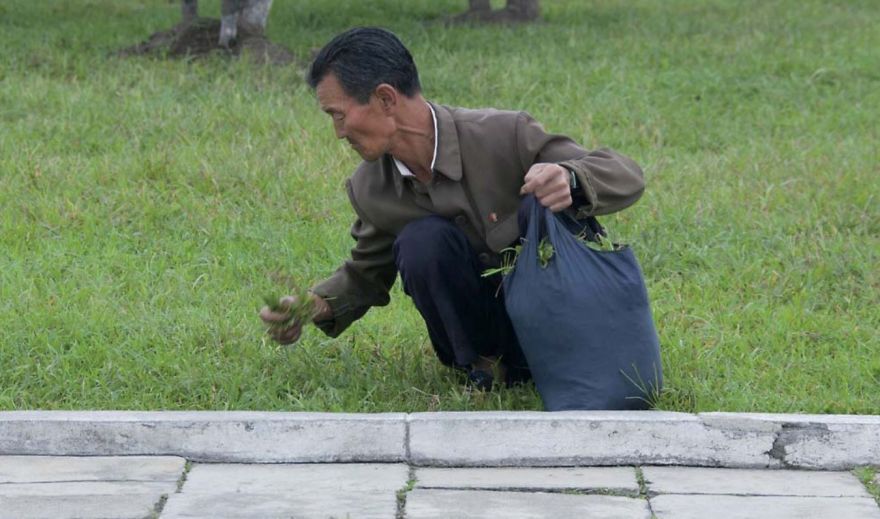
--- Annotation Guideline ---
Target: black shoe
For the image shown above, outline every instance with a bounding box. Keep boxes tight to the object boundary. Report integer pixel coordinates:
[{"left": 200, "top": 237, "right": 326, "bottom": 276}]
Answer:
[
  {"left": 467, "top": 369, "right": 494, "bottom": 392},
  {"left": 503, "top": 364, "right": 532, "bottom": 388}
]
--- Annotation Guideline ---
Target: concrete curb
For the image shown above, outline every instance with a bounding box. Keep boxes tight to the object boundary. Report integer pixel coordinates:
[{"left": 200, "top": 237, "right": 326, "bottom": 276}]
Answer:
[
  {"left": 0, "top": 411, "right": 407, "bottom": 463},
  {"left": 1, "top": 411, "right": 877, "bottom": 469}
]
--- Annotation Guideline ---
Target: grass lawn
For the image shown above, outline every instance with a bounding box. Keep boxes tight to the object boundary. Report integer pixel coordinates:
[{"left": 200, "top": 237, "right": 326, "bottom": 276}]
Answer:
[{"left": 1, "top": 0, "right": 877, "bottom": 413}]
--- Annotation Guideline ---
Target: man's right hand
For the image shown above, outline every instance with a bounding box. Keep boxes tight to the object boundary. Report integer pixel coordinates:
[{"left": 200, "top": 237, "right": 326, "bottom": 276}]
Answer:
[{"left": 260, "top": 295, "right": 304, "bottom": 345}]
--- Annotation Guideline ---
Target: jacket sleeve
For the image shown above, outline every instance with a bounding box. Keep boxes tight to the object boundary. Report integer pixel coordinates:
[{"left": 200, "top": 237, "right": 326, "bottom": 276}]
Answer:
[
  {"left": 515, "top": 111, "right": 645, "bottom": 217},
  {"left": 310, "top": 179, "right": 398, "bottom": 338}
]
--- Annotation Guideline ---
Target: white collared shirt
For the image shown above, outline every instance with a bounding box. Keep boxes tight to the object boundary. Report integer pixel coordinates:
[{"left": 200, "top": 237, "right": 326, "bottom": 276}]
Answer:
[{"left": 392, "top": 103, "right": 438, "bottom": 177}]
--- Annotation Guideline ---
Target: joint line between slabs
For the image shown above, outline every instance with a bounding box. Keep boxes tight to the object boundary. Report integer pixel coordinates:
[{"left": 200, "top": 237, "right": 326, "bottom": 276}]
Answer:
[{"left": 404, "top": 416, "right": 412, "bottom": 463}]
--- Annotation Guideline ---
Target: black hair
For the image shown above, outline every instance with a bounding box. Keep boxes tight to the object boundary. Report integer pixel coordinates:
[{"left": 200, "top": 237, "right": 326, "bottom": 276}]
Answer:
[{"left": 307, "top": 27, "right": 421, "bottom": 104}]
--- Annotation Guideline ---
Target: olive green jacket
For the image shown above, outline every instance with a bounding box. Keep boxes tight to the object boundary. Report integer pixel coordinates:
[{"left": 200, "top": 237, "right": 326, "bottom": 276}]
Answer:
[{"left": 311, "top": 103, "right": 645, "bottom": 337}]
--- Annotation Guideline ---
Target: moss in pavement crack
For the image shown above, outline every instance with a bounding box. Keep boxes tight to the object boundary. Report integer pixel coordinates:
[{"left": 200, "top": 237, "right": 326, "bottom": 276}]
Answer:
[
  {"left": 396, "top": 466, "right": 417, "bottom": 519},
  {"left": 853, "top": 466, "right": 880, "bottom": 506}
]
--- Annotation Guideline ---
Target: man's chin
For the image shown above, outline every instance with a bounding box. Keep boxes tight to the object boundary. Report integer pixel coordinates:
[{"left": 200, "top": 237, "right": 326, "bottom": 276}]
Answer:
[{"left": 357, "top": 150, "right": 382, "bottom": 162}]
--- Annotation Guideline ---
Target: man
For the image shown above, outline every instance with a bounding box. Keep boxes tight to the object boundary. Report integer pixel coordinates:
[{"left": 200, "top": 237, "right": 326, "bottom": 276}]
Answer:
[{"left": 260, "top": 27, "right": 644, "bottom": 390}]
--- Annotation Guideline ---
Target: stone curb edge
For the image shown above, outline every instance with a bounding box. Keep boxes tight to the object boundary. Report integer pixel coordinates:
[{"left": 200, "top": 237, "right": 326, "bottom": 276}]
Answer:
[{"left": 1, "top": 411, "right": 878, "bottom": 470}]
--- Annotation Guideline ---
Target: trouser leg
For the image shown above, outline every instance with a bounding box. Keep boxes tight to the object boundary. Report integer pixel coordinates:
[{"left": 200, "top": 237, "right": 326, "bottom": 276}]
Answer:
[{"left": 392, "top": 215, "right": 530, "bottom": 383}]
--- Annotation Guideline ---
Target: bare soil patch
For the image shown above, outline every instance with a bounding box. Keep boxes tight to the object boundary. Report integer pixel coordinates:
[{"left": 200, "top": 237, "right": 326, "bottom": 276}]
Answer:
[{"left": 118, "top": 18, "right": 294, "bottom": 65}]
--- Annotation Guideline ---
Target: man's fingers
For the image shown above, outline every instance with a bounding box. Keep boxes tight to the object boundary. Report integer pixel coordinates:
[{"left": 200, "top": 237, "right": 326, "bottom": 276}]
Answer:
[
  {"left": 520, "top": 177, "right": 538, "bottom": 195},
  {"left": 532, "top": 172, "right": 569, "bottom": 198},
  {"left": 520, "top": 167, "right": 551, "bottom": 194},
  {"left": 269, "top": 323, "right": 302, "bottom": 345},
  {"left": 532, "top": 178, "right": 565, "bottom": 198},
  {"left": 531, "top": 165, "right": 572, "bottom": 211},
  {"left": 259, "top": 294, "right": 301, "bottom": 324},
  {"left": 548, "top": 196, "right": 573, "bottom": 212},
  {"left": 521, "top": 164, "right": 569, "bottom": 196},
  {"left": 539, "top": 190, "right": 572, "bottom": 212},
  {"left": 261, "top": 293, "right": 306, "bottom": 345},
  {"left": 276, "top": 331, "right": 300, "bottom": 345},
  {"left": 280, "top": 325, "right": 302, "bottom": 345},
  {"left": 260, "top": 306, "right": 292, "bottom": 324}
]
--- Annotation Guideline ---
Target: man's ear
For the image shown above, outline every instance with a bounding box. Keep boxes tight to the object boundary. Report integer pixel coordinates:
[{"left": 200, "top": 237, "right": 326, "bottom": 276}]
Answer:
[{"left": 373, "top": 84, "right": 398, "bottom": 114}]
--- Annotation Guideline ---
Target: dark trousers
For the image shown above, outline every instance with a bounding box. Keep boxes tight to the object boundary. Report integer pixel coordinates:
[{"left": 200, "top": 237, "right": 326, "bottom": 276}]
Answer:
[{"left": 392, "top": 216, "right": 531, "bottom": 384}]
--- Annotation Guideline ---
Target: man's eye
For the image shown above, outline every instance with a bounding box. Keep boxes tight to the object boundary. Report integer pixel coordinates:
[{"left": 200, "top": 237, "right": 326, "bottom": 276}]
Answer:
[{"left": 332, "top": 113, "right": 345, "bottom": 121}]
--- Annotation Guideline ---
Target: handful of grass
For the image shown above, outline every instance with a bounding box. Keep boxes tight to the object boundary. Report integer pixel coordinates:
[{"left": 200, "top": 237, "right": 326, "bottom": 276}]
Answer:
[
  {"left": 481, "top": 237, "right": 555, "bottom": 278},
  {"left": 579, "top": 230, "right": 624, "bottom": 252},
  {"left": 262, "top": 286, "right": 315, "bottom": 327},
  {"left": 481, "top": 229, "right": 625, "bottom": 278}
]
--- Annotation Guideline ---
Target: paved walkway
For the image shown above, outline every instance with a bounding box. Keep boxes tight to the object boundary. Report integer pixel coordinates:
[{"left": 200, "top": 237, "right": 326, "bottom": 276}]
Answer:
[{"left": 1, "top": 456, "right": 878, "bottom": 518}]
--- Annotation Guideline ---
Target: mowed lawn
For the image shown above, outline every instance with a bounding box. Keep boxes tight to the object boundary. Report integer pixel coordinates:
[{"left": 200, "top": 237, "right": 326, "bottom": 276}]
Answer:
[{"left": 1, "top": 0, "right": 877, "bottom": 413}]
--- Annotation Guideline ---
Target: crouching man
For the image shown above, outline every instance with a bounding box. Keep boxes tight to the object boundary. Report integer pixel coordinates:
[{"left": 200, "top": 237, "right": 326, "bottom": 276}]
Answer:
[{"left": 260, "top": 27, "right": 644, "bottom": 390}]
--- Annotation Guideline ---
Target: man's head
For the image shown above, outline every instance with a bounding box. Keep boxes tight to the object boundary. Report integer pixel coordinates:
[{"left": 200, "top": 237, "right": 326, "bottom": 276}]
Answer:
[
  {"left": 308, "top": 27, "right": 421, "bottom": 103},
  {"left": 307, "top": 28, "right": 422, "bottom": 161}
]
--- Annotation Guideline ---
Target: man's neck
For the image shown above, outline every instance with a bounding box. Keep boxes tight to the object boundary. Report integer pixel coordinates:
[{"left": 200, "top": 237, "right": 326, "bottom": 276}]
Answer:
[{"left": 388, "top": 96, "right": 434, "bottom": 183}]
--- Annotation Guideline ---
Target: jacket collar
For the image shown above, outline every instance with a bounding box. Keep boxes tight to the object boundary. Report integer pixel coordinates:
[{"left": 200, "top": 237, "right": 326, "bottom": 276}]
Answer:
[
  {"left": 389, "top": 101, "right": 462, "bottom": 198},
  {"left": 430, "top": 102, "right": 463, "bottom": 182}
]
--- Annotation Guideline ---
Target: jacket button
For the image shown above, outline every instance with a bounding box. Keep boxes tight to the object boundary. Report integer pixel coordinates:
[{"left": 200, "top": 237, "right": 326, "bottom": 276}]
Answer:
[
  {"left": 478, "top": 253, "right": 491, "bottom": 264},
  {"left": 454, "top": 215, "right": 467, "bottom": 226}
]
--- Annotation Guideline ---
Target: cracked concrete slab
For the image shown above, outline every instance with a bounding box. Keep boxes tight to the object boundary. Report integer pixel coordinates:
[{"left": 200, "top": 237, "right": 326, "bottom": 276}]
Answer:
[
  {"left": 0, "top": 455, "right": 184, "bottom": 519},
  {"left": 0, "top": 455, "right": 185, "bottom": 483},
  {"left": 405, "top": 489, "right": 652, "bottom": 518},
  {"left": 408, "top": 411, "right": 778, "bottom": 467},
  {"left": 642, "top": 467, "right": 871, "bottom": 497},
  {"left": 651, "top": 494, "right": 880, "bottom": 519},
  {"left": 161, "top": 463, "right": 408, "bottom": 518},
  {"left": 701, "top": 413, "right": 880, "bottom": 469},
  {"left": 415, "top": 466, "right": 639, "bottom": 493},
  {"left": 0, "top": 494, "right": 164, "bottom": 519},
  {"left": 0, "top": 481, "right": 177, "bottom": 496}
]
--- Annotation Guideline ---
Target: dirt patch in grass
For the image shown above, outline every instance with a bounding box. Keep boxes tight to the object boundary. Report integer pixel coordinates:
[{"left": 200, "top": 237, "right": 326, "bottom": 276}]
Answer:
[{"left": 117, "top": 17, "right": 294, "bottom": 65}]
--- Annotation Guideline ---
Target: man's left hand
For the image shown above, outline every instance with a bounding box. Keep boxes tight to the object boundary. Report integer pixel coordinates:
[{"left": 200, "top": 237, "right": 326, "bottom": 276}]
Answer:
[{"left": 520, "top": 163, "right": 573, "bottom": 212}]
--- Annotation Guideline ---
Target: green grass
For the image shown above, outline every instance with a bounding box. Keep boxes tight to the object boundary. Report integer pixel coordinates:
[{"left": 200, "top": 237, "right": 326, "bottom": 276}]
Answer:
[
  {"left": 854, "top": 467, "right": 880, "bottom": 505},
  {"left": 1, "top": 0, "right": 877, "bottom": 413}
]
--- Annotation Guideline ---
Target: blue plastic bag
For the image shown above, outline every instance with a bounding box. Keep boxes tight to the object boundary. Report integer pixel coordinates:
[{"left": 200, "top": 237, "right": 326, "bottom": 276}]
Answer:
[{"left": 503, "top": 196, "right": 662, "bottom": 411}]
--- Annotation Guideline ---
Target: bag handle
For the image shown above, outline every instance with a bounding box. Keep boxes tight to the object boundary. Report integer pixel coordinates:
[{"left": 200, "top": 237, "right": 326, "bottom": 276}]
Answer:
[
  {"left": 523, "top": 195, "right": 606, "bottom": 247},
  {"left": 523, "top": 195, "right": 581, "bottom": 257},
  {"left": 555, "top": 209, "right": 606, "bottom": 243},
  {"left": 521, "top": 195, "right": 545, "bottom": 260}
]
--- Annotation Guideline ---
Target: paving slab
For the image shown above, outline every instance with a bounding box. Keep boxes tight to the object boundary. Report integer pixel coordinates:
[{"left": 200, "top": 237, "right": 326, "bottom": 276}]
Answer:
[
  {"left": 701, "top": 413, "right": 880, "bottom": 469},
  {"left": 415, "top": 466, "right": 638, "bottom": 493},
  {"left": 408, "top": 411, "right": 778, "bottom": 467},
  {"left": 0, "top": 455, "right": 185, "bottom": 483},
  {"left": 0, "top": 411, "right": 406, "bottom": 463},
  {"left": 0, "top": 480, "right": 177, "bottom": 496},
  {"left": 161, "top": 463, "right": 408, "bottom": 518},
  {"left": 651, "top": 494, "right": 880, "bottom": 519},
  {"left": 0, "top": 456, "right": 184, "bottom": 519},
  {"left": 642, "top": 466, "right": 871, "bottom": 497},
  {"left": 0, "top": 494, "right": 162, "bottom": 519},
  {"left": 405, "top": 489, "right": 651, "bottom": 518}
]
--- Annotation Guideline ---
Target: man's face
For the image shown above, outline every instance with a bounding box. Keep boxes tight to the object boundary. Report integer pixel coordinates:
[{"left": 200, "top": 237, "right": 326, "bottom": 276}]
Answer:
[{"left": 315, "top": 73, "right": 393, "bottom": 161}]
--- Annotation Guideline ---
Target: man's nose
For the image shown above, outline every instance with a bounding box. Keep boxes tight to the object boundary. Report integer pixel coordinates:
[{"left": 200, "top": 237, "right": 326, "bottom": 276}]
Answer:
[{"left": 333, "top": 121, "right": 346, "bottom": 139}]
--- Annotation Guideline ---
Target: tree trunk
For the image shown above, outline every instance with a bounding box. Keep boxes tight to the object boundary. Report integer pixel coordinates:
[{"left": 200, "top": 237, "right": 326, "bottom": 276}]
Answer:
[
  {"left": 240, "top": 0, "right": 273, "bottom": 35},
  {"left": 219, "top": 0, "right": 273, "bottom": 48},
  {"left": 181, "top": 0, "right": 198, "bottom": 24},
  {"left": 454, "top": 0, "right": 540, "bottom": 23},
  {"left": 506, "top": 0, "right": 540, "bottom": 20},
  {"left": 469, "top": 0, "right": 491, "bottom": 12},
  {"left": 120, "top": 0, "right": 290, "bottom": 64},
  {"left": 219, "top": 0, "right": 240, "bottom": 48}
]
